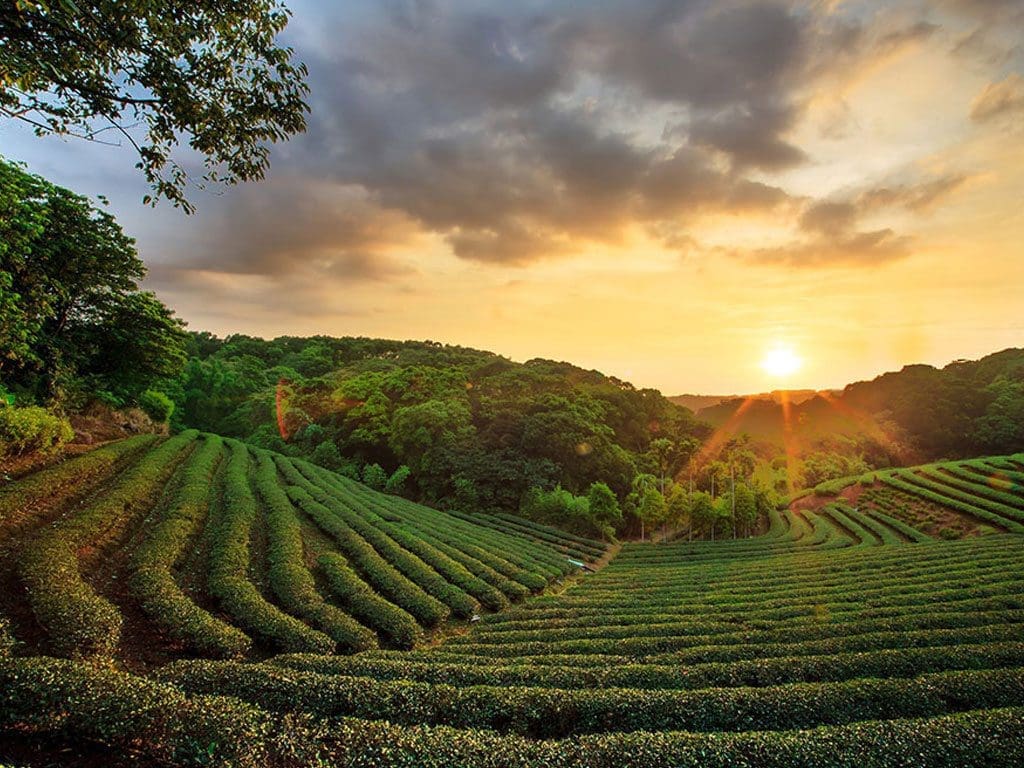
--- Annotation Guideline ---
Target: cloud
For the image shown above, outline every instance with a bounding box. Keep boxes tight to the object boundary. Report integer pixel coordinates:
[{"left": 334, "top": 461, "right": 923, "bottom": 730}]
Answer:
[
  {"left": 258, "top": 1, "right": 928, "bottom": 268},
  {"left": 145, "top": 0, "right": 1000, "bottom": 279},
  {"left": 744, "top": 228, "right": 912, "bottom": 267},
  {"left": 735, "top": 170, "right": 968, "bottom": 268},
  {"left": 858, "top": 174, "right": 971, "bottom": 212},
  {"left": 970, "top": 73, "right": 1024, "bottom": 122},
  {"left": 143, "top": 177, "right": 421, "bottom": 317},
  {"left": 799, "top": 201, "right": 859, "bottom": 236}
]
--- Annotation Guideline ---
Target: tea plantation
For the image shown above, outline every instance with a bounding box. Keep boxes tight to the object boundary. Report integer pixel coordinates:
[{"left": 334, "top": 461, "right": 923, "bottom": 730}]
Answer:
[{"left": 2, "top": 434, "right": 1024, "bottom": 766}]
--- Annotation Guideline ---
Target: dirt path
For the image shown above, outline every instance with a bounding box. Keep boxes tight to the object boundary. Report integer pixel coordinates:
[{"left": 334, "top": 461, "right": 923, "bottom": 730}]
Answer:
[
  {"left": 590, "top": 541, "right": 622, "bottom": 571},
  {"left": 86, "top": 442, "right": 197, "bottom": 672}
]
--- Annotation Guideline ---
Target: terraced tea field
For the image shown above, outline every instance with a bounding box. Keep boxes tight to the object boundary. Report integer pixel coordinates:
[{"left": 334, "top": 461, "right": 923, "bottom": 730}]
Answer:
[
  {"left": 813, "top": 453, "right": 1024, "bottom": 540},
  {"left": 1, "top": 435, "right": 1023, "bottom": 766},
  {"left": 0, "top": 431, "right": 604, "bottom": 667}
]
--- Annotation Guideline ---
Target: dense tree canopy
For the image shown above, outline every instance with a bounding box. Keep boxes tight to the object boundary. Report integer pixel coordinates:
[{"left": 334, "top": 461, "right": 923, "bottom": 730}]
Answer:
[
  {"left": 1, "top": 0, "right": 309, "bottom": 211},
  {"left": 166, "top": 333, "right": 711, "bottom": 519},
  {"left": 0, "top": 157, "right": 187, "bottom": 405}
]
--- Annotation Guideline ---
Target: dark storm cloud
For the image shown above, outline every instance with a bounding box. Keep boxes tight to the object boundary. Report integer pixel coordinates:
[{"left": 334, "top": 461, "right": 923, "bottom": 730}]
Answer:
[{"left": 153, "top": 0, "right": 985, "bottom": 284}]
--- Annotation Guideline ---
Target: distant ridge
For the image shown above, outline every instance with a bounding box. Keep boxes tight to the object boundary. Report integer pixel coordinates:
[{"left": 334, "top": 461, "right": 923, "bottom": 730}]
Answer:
[{"left": 669, "top": 389, "right": 825, "bottom": 413}]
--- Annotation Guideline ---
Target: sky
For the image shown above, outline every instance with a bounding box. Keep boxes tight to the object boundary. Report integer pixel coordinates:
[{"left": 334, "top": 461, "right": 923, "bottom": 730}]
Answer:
[{"left": 2, "top": 0, "right": 1023, "bottom": 395}]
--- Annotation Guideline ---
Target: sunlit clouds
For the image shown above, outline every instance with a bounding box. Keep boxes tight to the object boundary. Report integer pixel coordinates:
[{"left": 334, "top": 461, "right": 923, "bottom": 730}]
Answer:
[{"left": 2, "top": 0, "right": 1021, "bottom": 395}]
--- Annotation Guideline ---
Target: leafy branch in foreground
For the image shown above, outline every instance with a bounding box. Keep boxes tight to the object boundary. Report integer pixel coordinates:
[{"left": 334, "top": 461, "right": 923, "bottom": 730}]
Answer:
[{"left": 0, "top": 0, "right": 309, "bottom": 212}]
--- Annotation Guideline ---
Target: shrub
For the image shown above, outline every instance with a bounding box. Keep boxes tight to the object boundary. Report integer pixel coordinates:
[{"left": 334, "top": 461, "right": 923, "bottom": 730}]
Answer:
[
  {"left": 284, "top": 481, "right": 450, "bottom": 627},
  {"left": 362, "top": 462, "right": 387, "bottom": 490},
  {"left": 288, "top": 460, "right": 479, "bottom": 618},
  {"left": 128, "top": 434, "right": 252, "bottom": 658},
  {"left": 251, "top": 451, "right": 377, "bottom": 652},
  {"left": 385, "top": 464, "right": 411, "bottom": 496},
  {"left": 205, "top": 441, "right": 335, "bottom": 653},
  {"left": 318, "top": 553, "right": 423, "bottom": 649},
  {"left": 160, "top": 660, "right": 1024, "bottom": 739},
  {"left": 310, "top": 439, "right": 343, "bottom": 470},
  {"left": 138, "top": 389, "right": 174, "bottom": 423},
  {"left": 0, "top": 404, "right": 73, "bottom": 457}
]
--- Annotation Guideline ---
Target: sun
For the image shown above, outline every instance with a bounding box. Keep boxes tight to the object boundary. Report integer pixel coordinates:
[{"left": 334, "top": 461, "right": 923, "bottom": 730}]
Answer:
[{"left": 761, "top": 344, "right": 803, "bottom": 378}]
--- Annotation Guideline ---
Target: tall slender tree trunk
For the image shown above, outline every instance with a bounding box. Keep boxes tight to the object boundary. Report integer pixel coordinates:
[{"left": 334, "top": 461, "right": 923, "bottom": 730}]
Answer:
[{"left": 731, "top": 466, "right": 736, "bottom": 539}]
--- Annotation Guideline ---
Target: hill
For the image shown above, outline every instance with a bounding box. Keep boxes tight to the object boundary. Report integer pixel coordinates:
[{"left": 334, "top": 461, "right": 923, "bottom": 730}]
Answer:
[
  {"left": 2, "top": 437, "right": 1023, "bottom": 765},
  {"left": 165, "top": 333, "right": 708, "bottom": 517},
  {"left": 669, "top": 390, "right": 823, "bottom": 413},
  {"left": 693, "top": 349, "right": 1024, "bottom": 466}
]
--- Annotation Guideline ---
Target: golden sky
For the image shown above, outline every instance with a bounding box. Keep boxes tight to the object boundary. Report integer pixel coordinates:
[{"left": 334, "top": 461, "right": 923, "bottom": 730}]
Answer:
[{"left": 4, "top": 0, "right": 1022, "bottom": 394}]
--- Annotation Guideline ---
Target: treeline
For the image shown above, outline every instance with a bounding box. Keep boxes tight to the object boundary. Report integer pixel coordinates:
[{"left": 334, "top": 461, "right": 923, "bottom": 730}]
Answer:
[
  {"left": 842, "top": 350, "right": 1024, "bottom": 459},
  {"left": 521, "top": 474, "right": 775, "bottom": 542},
  {"left": 0, "top": 157, "right": 188, "bottom": 457},
  {"left": 163, "top": 333, "right": 713, "bottom": 535},
  {"left": 698, "top": 349, "right": 1024, "bottom": 470}
]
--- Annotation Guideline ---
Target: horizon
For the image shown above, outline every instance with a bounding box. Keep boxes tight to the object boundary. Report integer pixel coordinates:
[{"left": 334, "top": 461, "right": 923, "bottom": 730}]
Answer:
[
  {"left": 2, "top": 0, "right": 1022, "bottom": 395},
  {"left": 174, "top": 326, "right": 1021, "bottom": 399}
]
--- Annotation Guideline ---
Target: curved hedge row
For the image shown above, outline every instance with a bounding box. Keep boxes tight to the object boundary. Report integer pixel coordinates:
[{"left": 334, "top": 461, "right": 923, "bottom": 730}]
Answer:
[
  {"left": 159, "top": 660, "right": 1024, "bottom": 738},
  {"left": 883, "top": 473, "right": 1024, "bottom": 532},
  {"left": 204, "top": 442, "right": 334, "bottom": 653},
  {"left": 252, "top": 451, "right": 377, "bottom": 652},
  {"left": 307, "top": 469, "right": 509, "bottom": 612},
  {"left": 340, "top": 478, "right": 569, "bottom": 583},
  {"left": 284, "top": 459, "right": 480, "bottom": 618},
  {"left": 0, "top": 433, "right": 157, "bottom": 534},
  {"left": 273, "top": 641, "right": 1024, "bottom": 692},
  {"left": 20, "top": 431, "right": 196, "bottom": 657},
  {"left": 318, "top": 552, "right": 423, "bottom": 649},
  {"left": 129, "top": 434, "right": 252, "bottom": 658},
  {"left": 286, "top": 484, "right": 450, "bottom": 627},
  {"left": 3, "top": 656, "right": 1023, "bottom": 768}
]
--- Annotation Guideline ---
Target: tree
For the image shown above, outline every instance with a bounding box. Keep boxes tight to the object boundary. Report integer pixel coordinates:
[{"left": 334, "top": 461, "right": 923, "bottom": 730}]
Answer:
[
  {"left": 311, "top": 440, "right": 343, "bottom": 471},
  {"left": 1, "top": 1, "right": 309, "bottom": 211},
  {"left": 647, "top": 438, "right": 674, "bottom": 494},
  {"left": 689, "top": 491, "right": 715, "bottom": 540},
  {"left": 361, "top": 462, "right": 387, "bottom": 491},
  {"left": 733, "top": 483, "right": 757, "bottom": 537},
  {"left": 636, "top": 488, "right": 667, "bottom": 541},
  {"left": 520, "top": 486, "right": 593, "bottom": 536},
  {"left": 0, "top": 157, "right": 188, "bottom": 404},
  {"left": 666, "top": 484, "right": 691, "bottom": 540},
  {"left": 385, "top": 465, "right": 411, "bottom": 497},
  {"left": 973, "top": 377, "right": 1024, "bottom": 453},
  {"left": 802, "top": 452, "right": 869, "bottom": 488},
  {"left": 709, "top": 460, "right": 736, "bottom": 499},
  {"left": 714, "top": 495, "right": 733, "bottom": 541},
  {"left": 586, "top": 482, "right": 621, "bottom": 539},
  {"left": 627, "top": 473, "right": 658, "bottom": 540},
  {"left": 138, "top": 389, "right": 174, "bottom": 424}
]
